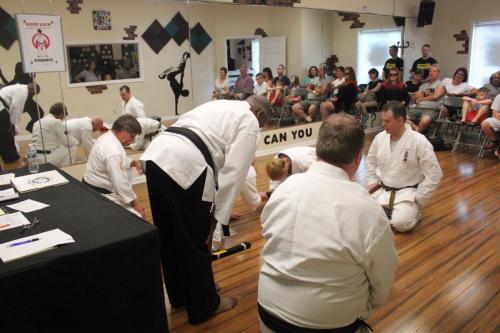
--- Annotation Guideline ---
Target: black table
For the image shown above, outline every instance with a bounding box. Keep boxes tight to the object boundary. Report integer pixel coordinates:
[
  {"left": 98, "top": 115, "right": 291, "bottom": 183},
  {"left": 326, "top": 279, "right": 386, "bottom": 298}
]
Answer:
[{"left": 0, "top": 164, "right": 168, "bottom": 333}]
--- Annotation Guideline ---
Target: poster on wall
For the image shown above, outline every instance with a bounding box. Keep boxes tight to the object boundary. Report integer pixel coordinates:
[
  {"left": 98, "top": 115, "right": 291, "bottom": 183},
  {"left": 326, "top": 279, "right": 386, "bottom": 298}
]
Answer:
[
  {"left": 15, "top": 14, "right": 65, "bottom": 73},
  {"left": 93, "top": 10, "right": 111, "bottom": 30}
]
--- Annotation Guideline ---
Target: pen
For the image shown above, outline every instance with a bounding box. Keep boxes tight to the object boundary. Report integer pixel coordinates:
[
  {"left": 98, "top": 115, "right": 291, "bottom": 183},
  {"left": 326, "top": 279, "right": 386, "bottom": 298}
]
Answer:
[
  {"left": 0, "top": 223, "right": 9, "bottom": 229},
  {"left": 8, "top": 238, "right": 39, "bottom": 247}
]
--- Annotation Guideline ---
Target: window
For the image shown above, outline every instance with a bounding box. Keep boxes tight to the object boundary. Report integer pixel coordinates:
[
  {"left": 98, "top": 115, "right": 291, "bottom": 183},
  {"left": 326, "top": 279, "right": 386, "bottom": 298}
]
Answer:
[
  {"left": 357, "top": 29, "right": 402, "bottom": 84},
  {"left": 469, "top": 21, "right": 500, "bottom": 88}
]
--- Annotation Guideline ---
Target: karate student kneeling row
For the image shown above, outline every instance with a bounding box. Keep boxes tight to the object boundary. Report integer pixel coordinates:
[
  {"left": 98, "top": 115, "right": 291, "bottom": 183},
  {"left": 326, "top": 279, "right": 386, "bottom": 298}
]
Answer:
[{"left": 366, "top": 102, "right": 443, "bottom": 232}]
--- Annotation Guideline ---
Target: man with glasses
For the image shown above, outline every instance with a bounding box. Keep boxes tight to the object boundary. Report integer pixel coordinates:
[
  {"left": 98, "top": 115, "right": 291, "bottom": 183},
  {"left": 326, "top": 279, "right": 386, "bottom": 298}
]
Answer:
[{"left": 83, "top": 114, "right": 145, "bottom": 217}]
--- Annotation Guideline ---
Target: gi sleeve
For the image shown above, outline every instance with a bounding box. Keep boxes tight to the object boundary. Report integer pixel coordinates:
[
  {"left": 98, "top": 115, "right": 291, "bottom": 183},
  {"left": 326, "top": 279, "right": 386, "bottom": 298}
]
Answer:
[
  {"left": 105, "top": 154, "right": 137, "bottom": 204},
  {"left": 9, "top": 89, "right": 28, "bottom": 127},
  {"left": 365, "top": 135, "right": 381, "bottom": 186},
  {"left": 81, "top": 128, "right": 95, "bottom": 157},
  {"left": 214, "top": 131, "right": 258, "bottom": 225},
  {"left": 415, "top": 139, "right": 443, "bottom": 206},
  {"left": 240, "top": 166, "right": 261, "bottom": 212}
]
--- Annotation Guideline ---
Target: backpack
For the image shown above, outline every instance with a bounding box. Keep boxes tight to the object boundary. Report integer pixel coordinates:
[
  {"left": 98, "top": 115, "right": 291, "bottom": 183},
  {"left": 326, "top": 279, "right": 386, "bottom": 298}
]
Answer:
[{"left": 428, "top": 135, "right": 451, "bottom": 151}]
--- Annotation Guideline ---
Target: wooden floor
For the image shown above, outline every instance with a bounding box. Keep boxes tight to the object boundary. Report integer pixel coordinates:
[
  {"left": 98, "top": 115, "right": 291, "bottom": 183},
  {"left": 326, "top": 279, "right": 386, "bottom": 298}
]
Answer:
[{"left": 133, "top": 133, "right": 499, "bottom": 333}]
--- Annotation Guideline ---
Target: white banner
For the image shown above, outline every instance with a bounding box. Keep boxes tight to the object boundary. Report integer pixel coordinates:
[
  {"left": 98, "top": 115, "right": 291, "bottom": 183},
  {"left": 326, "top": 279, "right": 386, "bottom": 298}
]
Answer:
[{"left": 15, "top": 14, "right": 66, "bottom": 73}]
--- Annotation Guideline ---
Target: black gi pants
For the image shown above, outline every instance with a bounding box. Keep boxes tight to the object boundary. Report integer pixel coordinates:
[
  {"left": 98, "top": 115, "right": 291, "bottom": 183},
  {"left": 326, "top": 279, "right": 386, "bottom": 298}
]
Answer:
[
  {"left": 0, "top": 108, "right": 19, "bottom": 163},
  {"left": 146, "top": 161, "right": 220, "bottom": 324}
]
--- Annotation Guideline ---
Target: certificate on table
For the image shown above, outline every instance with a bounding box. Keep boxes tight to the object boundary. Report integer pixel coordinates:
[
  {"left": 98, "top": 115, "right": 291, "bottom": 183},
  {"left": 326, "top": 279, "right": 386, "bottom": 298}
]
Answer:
[{"left": 11, "top": 170, "right": 69, "bottom": 193}]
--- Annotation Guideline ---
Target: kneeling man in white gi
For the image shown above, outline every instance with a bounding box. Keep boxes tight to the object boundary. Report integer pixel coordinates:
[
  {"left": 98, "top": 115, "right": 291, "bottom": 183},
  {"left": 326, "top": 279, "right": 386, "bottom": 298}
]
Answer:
[
  {"left": 259, "top": 114, "right": 399, "bottom": 333},
  {"left": 32, "top": 102, "right": 78, "bottom": 167},
  {"left": 83, "top": 114, "right": 145, "bottom": 218},
  {"left": 366, "top": 102, "right": 443, "bottom": 232}
]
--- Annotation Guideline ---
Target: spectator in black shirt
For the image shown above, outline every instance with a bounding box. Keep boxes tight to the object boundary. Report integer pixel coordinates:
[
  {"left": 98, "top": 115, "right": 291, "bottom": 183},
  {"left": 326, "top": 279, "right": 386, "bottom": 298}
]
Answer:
[
  {"left": 406, "top": 70, "right": 424, "bottom": 94},
  {"left": 410, "top": 44, "right": 437, "bottom": 80},
  {"left": 356, "top": 68, "right": 383, "bottom": 115},
  {"left": 383, "top": 45, "right": 404, "bottom": 80},
  {"left": 272, "top": 64, "right": 291, "bottom": 88}
]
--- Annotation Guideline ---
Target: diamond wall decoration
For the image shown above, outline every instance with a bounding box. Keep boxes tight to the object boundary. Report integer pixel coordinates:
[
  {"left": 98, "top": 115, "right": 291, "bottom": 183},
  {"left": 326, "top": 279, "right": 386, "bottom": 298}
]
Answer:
[
  {"left": 190, "top": 23, "right": 212, "bottom": 55},
  {"left": 142, "top": 19, "right": 171, "bottom": 54},
  {"left": 0, "top": 7, "right": 17, "bottom": 50},
  {"left": 164, "top": 12, "right": 189, "bottom": 46}
]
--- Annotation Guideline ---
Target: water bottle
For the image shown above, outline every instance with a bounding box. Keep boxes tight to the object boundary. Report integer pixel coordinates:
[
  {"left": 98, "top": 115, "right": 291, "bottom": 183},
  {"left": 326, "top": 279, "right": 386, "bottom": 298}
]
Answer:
[{"left": 27, "top": 144, "right": 40, "bottom": 173}]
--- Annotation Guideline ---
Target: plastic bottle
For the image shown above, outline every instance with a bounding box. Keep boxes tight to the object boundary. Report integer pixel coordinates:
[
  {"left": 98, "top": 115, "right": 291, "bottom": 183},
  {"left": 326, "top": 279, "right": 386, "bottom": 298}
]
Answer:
[{"left": 27, "top": 144, "right": 39, "bottom": 173}]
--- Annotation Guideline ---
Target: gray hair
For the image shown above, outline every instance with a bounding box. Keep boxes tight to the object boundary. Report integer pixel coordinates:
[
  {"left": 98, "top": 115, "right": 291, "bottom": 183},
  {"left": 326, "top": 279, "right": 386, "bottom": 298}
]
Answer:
[
  {"left": 430, "top": 63, "right": 440, "bottom": 72},
  {"left": 246, "top": 95, "right": 271, "bottom": 128},
  {"left": 316, "top": 114, "right": 364, "bottom": 165},
  {"left": 112, "top": 114, "right": 142, "bottom": 135}
]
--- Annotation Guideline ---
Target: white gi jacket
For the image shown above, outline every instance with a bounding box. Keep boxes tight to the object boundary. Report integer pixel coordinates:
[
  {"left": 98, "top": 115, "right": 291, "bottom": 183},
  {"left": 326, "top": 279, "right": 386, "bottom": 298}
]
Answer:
[
  {"left": 122, "top": 96, "right": 146, "bottom": 118},
  {"left": 32, "top": 114, "right": 78, "bottom": 167},
  {"left": 129, "top": 117, "right": 160, "bottom": 151},
  {"left": 84, "top": 131, "right": 136, "bottom": 205},
  {"left": 269, "top": 146, "right": 316, "bottom": 190},
  {"left": 259, "top": 161, "right": 399, "bottom": 328},
  {"left": 141, "top": 99, "right": 260, "bottom": 226},
  {"left": 66, "top": 117, "right": 94, "bottom": 158},
  {"left": 365, "top": 125, "right": 443, "bottom": 206},
  {"left": 240, "top": 165, "right": 261, "bottom": 212},
  {"left": 0, "top": 84, "right": 28, "bottom": 126}
]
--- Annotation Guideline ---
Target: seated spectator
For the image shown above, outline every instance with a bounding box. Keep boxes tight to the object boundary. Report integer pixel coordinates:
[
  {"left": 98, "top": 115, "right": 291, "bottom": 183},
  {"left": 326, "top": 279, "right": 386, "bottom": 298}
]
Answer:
[
  {"left": 405, "top": 70, "right": 423, "bottom": 94},
  {"left": 303, "top": 65, "right": 318, "bottom": 85},
  {"left": 268, "top": 79, "right": 284, "bottom": 107},
  {"left": 213, "top": 66, "right": 230, "bottom": 100},
  {"left": 83, "top": 115, "right": 145, "bottom": 218},
  {"left": 356, "top": 68, "right": 383, "bottom": 115},
  {"left": 441, "top": 67, "right": 476, "bottom": 120},
  {"left": 331, "top": 66, "right": 346, "bottom": 95},
  {"left": 483, "top": 71, "right": 500, "bottom": 100},
  {"left": 272, "top": 64, "right": 291, "bottom": 87},
  {"left": 383, "top": 45, "right": 404, "bottom": 80},
  {"left": 232, "top": 64, "right": 254, "bottom": 99},
  {"left": 262, "top": 67, "right": 274, "bottom": 88},
  {"left": 292, "top": 64, "right": 331, "bottom": 122},
  {"left": 75, "top": 61, "right": 100, "bottom": 83},
  {"left": 380, "top": 69, "right": 411, "bottom": 106},
  {"left": 253, "top": 72, "right": 269, "bottom": 97},
  {"left": 320, "top": 66, "right": 358, "bottom": 120},
  {"left": 460, "top": 87, "right": 492, "bottom": 124},
  {"left": 31, "top": 103, "right": 78, "bottom": 167},
  {"left": 266, "top": 146, "right": 316, "bottom": 191},
  {"left": 66, "top": 117, "right": 104, "bottom": 161},
  {"left": 258, "top": 114, "right": 398, "bottom": 333},
  {"left": 284, "top": 76, "right": 302, "bottom": 105},
  {"left": 116, "top": 60, "right": 139, "bottom": 80},
  {"left": 407, "top": 64, "right": 445, "bottom": 133},
  {"left": 481, "top": 94, "right": 500, "bottom": 157}
]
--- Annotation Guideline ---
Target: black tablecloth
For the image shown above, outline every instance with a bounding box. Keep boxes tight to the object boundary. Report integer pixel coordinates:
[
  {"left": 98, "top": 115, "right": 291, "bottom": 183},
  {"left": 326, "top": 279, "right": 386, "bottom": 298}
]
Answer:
[{"left": 0, "top": 164, "right": 168, "bottom": 333}]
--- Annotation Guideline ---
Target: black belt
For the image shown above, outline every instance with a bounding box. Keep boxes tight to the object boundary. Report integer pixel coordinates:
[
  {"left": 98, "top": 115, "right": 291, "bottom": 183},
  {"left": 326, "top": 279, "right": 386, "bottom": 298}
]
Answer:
[
  {"left": 36, "top": 150, "right": 51, "bottom": 155},
  {"left": 165, "top": 126, "right": 218, "bottom": 190},
  {"left": 258, "top": 304, "right": 372, "bottom": 333},
  {"left": 82, "top": 178, "right": 112, "bottom": 194}
]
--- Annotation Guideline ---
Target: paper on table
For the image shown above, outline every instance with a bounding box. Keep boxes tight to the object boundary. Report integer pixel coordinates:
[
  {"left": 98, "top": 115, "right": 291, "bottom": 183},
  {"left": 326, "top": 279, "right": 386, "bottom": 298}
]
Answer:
[
  {"left": 10, "top": 170, "right": 69, "bottom": 193},
  {"left": 0, "top": 212, "right": 31, "bottom": 232},
  {"left": 0, "top": 228, "right": 75, "bottom": 263},
  {"left": 0, "top": 173, "right": 15, "bottom": 186},
  {"left": 7, "top": 199, "right": 49, "bottom": 213},
  {"left": 0, "top": 188, "right": 20, "bottom": 202}
]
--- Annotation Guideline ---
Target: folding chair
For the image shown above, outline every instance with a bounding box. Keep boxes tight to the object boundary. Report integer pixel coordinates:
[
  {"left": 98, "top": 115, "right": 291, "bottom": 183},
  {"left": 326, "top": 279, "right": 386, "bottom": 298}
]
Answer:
[
  {"left": 452, "top": 123, "right": 486, "bottom": 155},
  {"left": 276, "top": 87, "right": 308, "bottom": 127},
  {"left": 432, "top": 96, "right": 462, "bottom": 139}
]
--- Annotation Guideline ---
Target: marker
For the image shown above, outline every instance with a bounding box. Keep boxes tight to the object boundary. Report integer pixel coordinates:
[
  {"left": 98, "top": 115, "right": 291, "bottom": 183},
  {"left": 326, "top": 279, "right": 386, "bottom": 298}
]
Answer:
[
  {"left": 0, "top": 223, "right": 10, "bottom": 229},
  {"left": 8, "top": 238, "right": 39, "bottom": 247}
]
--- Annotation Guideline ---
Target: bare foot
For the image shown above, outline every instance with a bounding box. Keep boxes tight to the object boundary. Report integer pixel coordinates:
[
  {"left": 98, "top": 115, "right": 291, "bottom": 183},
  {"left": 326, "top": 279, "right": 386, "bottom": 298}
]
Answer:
[{"left": 213, "top": 296, "right": 237, "bottom": 315}]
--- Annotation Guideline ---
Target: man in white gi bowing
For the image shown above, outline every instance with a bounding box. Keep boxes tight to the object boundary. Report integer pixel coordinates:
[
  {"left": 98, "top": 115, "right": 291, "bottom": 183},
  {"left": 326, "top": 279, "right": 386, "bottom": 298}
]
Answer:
[
  {"left": 66, "top": 116, "right": 104, "bottom": 161},
  {"left": 265, "top": 146, "right": 316, "bottom": 191},
  {"left": 120, "top": 85, "right": 146, "bottom": 118},
  {"left": 141, "top": 96, "right": 269, "bottom": 325},
  {"left": 366, "top": 102, "right": 443, "bottom": 232},
  {"left": 32, "top": 102, "right": 78, "bottom": 166},
  {"left": 258, "top": 114, "right": 399, "bottom": 333},
  {"left": 83, "top": 114, "right": 145, "bottom": 218}
]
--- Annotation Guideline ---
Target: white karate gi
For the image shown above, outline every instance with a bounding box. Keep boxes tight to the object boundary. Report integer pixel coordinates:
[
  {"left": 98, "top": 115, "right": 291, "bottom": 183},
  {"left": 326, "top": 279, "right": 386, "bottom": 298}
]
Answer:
[
  {"left": 122, "top": 96, "right": 146, "bottom": 118},
  {"left": 259, "top": 161, "right": 399, "bottom": 331},
  {"left": 141, "top": 100, "right": 260, "bottom": 249},
  {"left": 66, "top": 117, "right": 94, "bottom": 160},
  {"left": 31, "top": 114, "right": 78, "bottom": 167},
  {"left": 269, "top": 146, "right": 316, "bottom": 190},
  {"left": 129, "top": 117, "right": 161, "bottom": 151},
  {"left": 84, "top": 131, "right": 140, "bottom": 217},
  {"left": 365, "top": 124, "right": 443, "bottom": 232},
  {"left": 240, "top": 165, "right": 261, "bottom": 212},
  {"left": 0, "top": 84, "right": 29, "bottom": 127}
]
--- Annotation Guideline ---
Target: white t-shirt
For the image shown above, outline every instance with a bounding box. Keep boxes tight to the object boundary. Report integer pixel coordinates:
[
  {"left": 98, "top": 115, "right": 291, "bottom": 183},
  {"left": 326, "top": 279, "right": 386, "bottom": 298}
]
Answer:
[
  {"left": 254, "top": 82, "right": 269, "bottom": 96},
  {"left": 214, "top": 78, "right": 229, "bottom": 94},
  {"left": 492, "top": 94, "right": 500, "bottom": 111},
  {"left": 441, "top": 78, "right": 473, "bottom": 95}
]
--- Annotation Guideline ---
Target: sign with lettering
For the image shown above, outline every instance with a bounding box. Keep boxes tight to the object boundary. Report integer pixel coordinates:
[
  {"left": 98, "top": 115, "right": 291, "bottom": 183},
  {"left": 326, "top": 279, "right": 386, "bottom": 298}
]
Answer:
[
  {"left": 257, "top": 122, "right": 321, "bottom": 152},
  {"left": 15, "top": 14, "right": 66, "bottom": 73}
]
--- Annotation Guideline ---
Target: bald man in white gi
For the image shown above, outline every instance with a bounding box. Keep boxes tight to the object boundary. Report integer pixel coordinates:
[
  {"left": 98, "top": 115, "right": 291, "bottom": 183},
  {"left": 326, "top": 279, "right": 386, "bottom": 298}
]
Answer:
[
  {"left": 366, "top": 102, "right": 443, "bottom": 232},
  {"left": 259, "top": 114, "right": 398, "bottom": 333},
  {"left": 141, "top": 96, "right": 269, "bottom": 325}
]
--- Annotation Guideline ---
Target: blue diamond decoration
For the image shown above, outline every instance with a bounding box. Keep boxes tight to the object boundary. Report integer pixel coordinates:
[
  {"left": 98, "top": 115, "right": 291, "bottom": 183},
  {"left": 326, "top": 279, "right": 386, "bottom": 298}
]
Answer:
[
  {"left": 142, "top": 19, "right": 171, "bottom": 54},
  {"left": 164, "top": 12, "right": 189, "bottom": 46},
  {"left": 190, "top": 23, "right": 212, "bottom": 55}
]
